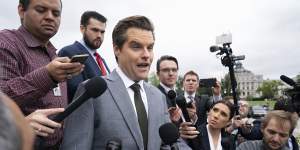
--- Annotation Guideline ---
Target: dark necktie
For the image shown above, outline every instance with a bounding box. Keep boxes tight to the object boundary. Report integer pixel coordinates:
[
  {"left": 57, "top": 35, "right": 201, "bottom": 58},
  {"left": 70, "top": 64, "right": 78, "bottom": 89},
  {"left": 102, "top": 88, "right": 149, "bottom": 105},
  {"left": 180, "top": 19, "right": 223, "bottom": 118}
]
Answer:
[
  {"left": 94, "top": 52, "right": 107, "bottom": 76},
  {"left": 130, "top": 83, "right": 148, "bottom": 149}
]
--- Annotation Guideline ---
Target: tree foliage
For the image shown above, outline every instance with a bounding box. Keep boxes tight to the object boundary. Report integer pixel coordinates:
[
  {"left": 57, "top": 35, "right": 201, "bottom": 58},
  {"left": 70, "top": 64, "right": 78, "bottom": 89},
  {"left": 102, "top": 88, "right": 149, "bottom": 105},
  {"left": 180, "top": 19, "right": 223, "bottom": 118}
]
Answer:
[
  {"left": 221, "top": 73, "right": 232, "bottom": 96},
  {"left": 256, "top": 80, "right": 282, "bottom": 99},
  {"left": 147, "top": 72, "right": 159, "bottom": 86}
]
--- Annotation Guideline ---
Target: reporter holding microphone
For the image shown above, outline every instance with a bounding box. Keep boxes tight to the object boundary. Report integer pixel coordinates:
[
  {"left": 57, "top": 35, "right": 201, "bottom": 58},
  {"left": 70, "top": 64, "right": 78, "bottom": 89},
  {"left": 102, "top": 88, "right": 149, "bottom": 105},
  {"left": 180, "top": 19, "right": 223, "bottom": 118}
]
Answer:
[{"left": 0, "top": 0, "right": 84, "bottom": 149}]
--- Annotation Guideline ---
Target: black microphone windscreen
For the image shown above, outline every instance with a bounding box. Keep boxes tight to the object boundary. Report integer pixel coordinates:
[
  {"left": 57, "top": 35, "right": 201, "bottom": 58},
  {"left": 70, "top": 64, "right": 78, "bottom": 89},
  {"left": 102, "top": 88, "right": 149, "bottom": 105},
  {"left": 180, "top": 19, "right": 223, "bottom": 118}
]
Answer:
[
  {"left": 176, "top": 95, "right": 187, "bottom": 108},
  {"left": 159, "top": 123, "right": 179, "bottom": 145},
  {"left": 85, "top": 76, "right": 107, "bottom": 98},
  {"left": 280, "top": 75, "right": 296, "bottom": 87},
  {"left": 167, "top": 90, "right": 177, "bottom": 107},
  {"left": 167, "top": 90, "right": 176, "bottom": 99},
  {"left": 176, "top": 95, "right": 191, "bottom": 122}
]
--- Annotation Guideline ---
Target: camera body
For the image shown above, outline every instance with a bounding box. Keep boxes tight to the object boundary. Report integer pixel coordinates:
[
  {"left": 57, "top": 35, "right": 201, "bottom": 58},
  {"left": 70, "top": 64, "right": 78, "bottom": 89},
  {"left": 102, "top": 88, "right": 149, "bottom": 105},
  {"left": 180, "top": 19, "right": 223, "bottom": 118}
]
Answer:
[{"left": 280, "top": 75, "right": 300, "bottom": 115}]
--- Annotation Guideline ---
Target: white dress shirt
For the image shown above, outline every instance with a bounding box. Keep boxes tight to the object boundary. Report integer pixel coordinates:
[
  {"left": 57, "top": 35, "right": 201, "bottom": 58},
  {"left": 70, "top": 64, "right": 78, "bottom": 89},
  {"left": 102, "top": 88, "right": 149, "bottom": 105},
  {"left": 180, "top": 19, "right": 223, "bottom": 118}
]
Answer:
[{"left": 116, "top": 67, "right": 148, "bottom": 116}]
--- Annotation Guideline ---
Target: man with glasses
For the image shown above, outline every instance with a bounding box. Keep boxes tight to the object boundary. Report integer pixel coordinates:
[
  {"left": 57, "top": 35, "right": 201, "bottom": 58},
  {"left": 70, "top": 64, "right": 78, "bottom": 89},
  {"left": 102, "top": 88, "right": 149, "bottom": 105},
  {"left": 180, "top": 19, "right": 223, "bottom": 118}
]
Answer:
[{"left": 156, "top": 55, "right": 179, "bottom": 108}]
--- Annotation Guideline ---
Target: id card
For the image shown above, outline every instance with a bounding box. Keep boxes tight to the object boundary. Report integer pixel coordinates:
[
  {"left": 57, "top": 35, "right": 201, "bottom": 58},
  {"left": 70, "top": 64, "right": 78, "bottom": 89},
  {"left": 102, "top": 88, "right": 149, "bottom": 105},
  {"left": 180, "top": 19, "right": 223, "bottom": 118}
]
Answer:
[{"left": 53, "top": 84, "right": 62, "bottom": 96}]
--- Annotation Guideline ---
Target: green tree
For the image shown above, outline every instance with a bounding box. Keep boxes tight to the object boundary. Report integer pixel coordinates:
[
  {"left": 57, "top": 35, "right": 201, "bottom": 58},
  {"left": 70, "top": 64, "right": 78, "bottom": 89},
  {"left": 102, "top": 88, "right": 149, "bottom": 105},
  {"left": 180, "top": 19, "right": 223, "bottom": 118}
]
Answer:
[
  {"left": 256, "top": 80, "right": 282, "bottom": 99},
  {"left": 147, "top": 72, "right": 159, "bottom": 86},
  {"left": 296, "top": 73, "right": 300, "bottom": 83},
  {"left": 176, "top": 75, "right": 184, "bottom": 93},
  {"left": 221, "top": 73, "right": 231, "bottom": 96}
]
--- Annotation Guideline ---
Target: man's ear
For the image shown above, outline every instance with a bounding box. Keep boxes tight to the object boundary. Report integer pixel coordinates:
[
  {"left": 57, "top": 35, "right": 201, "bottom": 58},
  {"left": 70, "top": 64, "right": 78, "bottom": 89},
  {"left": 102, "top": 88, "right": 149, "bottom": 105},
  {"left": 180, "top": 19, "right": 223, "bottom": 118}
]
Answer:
[
  {"left": 18, "top": 4, "right": 25, "bottom": 21},
  {"left": 80, "top": 25, "right": 85, "bottom": 34},
  {"left": 113, "top": 44, "right": 120, "bottom": 57}
]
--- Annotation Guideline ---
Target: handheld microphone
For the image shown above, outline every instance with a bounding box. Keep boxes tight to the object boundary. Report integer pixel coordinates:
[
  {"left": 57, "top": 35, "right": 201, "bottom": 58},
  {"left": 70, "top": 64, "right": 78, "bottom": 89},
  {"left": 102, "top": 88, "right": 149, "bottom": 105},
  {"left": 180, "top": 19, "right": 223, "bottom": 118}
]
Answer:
[
  {"left": 176, "top": 95, "right": 191, "bottom": 122},
  {"left": 167, "top": 90, "right": 177, "bottom": 108},
  {"left": 52, "top": 76, "right": 107, "bottom": 122},
  {"left": 106, "top": 137, "right": 122, "bottom": 150},
  {"left": 280, "top": 75, "right": 297, "bottom": 87},
  {"left": 159, "top": 123, "right": 179, "bottom": 150}
]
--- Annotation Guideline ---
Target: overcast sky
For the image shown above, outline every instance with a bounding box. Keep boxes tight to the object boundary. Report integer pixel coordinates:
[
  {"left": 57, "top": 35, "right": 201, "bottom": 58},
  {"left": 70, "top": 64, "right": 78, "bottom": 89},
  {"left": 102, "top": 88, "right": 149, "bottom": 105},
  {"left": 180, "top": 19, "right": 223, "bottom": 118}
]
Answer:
[{"left": 1, "top": 0, "right": 299, "bottom": 80}]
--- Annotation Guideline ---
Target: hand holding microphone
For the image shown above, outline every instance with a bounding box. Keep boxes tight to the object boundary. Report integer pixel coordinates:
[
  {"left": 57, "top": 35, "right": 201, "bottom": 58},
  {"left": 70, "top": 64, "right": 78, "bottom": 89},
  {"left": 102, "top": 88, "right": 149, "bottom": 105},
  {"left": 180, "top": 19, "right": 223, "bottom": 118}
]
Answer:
[
  {"left": 26, "top": 108, "right": 64, "bottom": 137},
  {"left": 35, "top": 76, "right": 107, "bottom": 149}
]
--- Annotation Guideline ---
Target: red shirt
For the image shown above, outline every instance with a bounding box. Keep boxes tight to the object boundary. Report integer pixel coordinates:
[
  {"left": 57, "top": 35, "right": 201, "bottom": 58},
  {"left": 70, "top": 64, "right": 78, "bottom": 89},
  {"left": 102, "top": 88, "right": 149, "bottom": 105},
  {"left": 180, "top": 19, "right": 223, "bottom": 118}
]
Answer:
[{"left": 0, "top": 26, "right": 67, "bottom": 147}]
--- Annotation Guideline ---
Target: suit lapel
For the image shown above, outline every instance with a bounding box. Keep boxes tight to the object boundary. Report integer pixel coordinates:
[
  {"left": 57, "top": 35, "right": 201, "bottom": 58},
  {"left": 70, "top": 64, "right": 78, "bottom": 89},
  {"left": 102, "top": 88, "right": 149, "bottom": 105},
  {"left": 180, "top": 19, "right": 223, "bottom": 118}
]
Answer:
[
  {"left": 106, "top": 70, "right": 143, "bottom": 149},
  {"left": 144, "top": 83, "right": 156, "bottom": 149}
]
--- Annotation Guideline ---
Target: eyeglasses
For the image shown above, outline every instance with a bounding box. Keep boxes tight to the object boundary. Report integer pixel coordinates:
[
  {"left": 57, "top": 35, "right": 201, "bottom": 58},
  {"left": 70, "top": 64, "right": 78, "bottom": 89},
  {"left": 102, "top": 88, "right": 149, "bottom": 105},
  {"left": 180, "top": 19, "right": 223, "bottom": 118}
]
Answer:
[{"left": 160, "top": 68, "right": 178, "bottom": 73}]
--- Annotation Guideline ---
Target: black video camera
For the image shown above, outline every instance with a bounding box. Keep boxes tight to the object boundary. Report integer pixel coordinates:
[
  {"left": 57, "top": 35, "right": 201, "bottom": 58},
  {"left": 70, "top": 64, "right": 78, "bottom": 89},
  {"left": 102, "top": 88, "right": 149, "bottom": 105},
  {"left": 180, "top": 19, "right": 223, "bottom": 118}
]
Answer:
[{"left": 280, "top": 75, "right": 300, "bottom": 115}]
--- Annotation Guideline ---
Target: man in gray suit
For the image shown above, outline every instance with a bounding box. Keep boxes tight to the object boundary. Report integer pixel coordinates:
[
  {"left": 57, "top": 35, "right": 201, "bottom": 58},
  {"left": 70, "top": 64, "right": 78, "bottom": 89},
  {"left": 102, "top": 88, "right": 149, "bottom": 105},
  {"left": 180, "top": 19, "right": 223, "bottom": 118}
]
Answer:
[{"left": 61, "top": 16, "right": 190, "bottom": 150}]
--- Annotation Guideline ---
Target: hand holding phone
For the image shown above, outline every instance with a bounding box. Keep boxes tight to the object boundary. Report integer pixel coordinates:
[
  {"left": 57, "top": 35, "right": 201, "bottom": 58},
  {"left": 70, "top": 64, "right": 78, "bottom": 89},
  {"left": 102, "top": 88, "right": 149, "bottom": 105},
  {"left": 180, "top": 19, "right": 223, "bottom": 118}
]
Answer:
[{"left": 70, "top": 54, "right": 89, "bottom": 64}]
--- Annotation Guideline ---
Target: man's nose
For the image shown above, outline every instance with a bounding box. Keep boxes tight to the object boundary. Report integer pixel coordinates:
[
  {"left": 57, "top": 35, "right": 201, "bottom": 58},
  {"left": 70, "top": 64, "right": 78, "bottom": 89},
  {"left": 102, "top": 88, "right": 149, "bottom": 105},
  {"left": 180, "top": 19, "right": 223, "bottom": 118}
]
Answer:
[
  {"left": 45, "top": 11, "right": 55, "bottom": 20},
  {"left": 272, "top": 134, "right": 281, "bottom": 142}
]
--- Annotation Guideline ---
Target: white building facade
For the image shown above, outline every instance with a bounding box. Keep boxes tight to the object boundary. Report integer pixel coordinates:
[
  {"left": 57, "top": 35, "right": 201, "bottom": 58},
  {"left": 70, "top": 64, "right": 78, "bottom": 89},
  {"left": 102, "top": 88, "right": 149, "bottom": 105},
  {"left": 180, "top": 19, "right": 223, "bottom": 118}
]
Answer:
[{"left": 234, "top": 62, "right": 263, "bottom": 98}]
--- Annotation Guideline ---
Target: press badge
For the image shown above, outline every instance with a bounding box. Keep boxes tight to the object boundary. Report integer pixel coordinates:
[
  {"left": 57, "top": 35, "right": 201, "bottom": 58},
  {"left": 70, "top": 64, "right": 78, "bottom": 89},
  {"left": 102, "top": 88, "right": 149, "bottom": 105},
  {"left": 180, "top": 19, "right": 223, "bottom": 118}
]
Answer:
[{"left": 53, "top": 84, "right": 62, "bottom": 96}]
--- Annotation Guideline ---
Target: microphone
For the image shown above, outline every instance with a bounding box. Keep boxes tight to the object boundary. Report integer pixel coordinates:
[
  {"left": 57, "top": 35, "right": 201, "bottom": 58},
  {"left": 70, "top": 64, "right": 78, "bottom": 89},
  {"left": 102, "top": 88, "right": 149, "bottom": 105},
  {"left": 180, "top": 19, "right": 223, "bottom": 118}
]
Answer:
[
  {"left": 106, "top": 137, "right": 122, "bottom": 150},
  {"left": 176, "top": 95, "right": 191, "bottom": 122},
  {"left": 52, "top": 76, "right": 107, "bottom": 122},
  {"left": 159, "top": 123, "right": 179, "bottom": 150},
  {"left": 210, "top": 45, "right": 221, "bottom": 52},
  {"left": 167, "top": 90, "right": 177, "bottom": 108},
  {"left": 280, "top": 75, "right": 296, "bottom": 87}
]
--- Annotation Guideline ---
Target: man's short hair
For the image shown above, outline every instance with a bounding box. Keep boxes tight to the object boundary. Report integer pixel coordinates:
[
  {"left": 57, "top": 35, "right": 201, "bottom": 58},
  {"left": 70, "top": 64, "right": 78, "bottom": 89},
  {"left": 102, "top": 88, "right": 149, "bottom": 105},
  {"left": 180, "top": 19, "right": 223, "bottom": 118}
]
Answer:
[
  {"left": 183, "top": 70, "right": 199, "bottom": 81},
  {"left": 112, "top": 15, "right": 154, "bottom": 49},
  {"left": 0, "top": 99, "right": 22, "bottom": 150},
  {"left": 80, "top": 11, "right": 107, "bottom": 27},
  {"left": 19, "top": 0, "right": 62, "bottom": 10},
  {"left": 156, "top": 55, "right": 178, "bottom": 73},
  {"left": 261, "top": 110, "right": 297, "bottom": 135}
]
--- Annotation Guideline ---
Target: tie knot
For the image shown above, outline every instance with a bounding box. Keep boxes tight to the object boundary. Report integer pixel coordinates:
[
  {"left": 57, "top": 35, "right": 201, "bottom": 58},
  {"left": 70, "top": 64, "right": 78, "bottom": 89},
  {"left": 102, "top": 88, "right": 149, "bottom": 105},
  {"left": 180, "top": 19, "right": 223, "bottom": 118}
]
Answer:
[
  {"left": 94, "top": 52, "right": 99, "bottom": 57},
  {"left": 188, "top": 95, "right": 194, "bottom": 101},
  {"left": 130, "top": 83, "right": 140, "bottom": 93}
]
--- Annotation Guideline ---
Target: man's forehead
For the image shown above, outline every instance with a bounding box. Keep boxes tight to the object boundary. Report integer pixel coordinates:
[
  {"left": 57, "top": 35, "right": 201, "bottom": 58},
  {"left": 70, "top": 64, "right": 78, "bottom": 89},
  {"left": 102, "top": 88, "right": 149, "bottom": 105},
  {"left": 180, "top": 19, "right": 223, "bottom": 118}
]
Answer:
[
  {"left": 160, "top": 60, "right": 177, "bottom": 68},
  {"left": 239, "top": 101, "right": 249, "bottom": 105},
  {"left": 266, "top": 118, "right": 291, "bottom": 133},
  {"left": 29, "top": 0, "right": 62, "bottom": 10}
]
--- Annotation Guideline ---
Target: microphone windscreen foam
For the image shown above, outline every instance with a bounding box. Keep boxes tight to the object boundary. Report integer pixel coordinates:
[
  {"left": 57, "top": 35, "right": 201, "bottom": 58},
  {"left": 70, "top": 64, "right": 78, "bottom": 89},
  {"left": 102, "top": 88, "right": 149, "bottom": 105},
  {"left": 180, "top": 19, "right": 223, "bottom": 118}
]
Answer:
[
  {"left": 159, "top": 123, "right": 179, "bottom": 145},
  {"left": 85, "top": 76, "right": 107, "bottom": 98},
  {"left": 167, "top": 90, "right": 176, "bottom": 99}
]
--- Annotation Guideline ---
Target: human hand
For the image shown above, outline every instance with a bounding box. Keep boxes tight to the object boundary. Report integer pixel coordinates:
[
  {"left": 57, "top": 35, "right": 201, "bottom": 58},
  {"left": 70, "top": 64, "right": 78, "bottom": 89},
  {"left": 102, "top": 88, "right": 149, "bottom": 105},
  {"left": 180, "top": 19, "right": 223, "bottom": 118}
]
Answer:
[
  {"left": 26, "top": 108, "right": 64, "bottom": 137},
  {"left": 46, "top": 57, "right": 84, "bottom": 82},
  {"left": 187, "top": 102, "right": 197, "bottom": 122},
  {"left": 212, "top": 81, "right": 221, "bottom": 96},
  {"left": 168, "top": 106, "right": 182, "bottom": 122},
  {"left": 179, "top": 122, "right": 199, "bottom": 139},
  {"left": 232, "top": 115, "right": 243, "bottom": 129}
]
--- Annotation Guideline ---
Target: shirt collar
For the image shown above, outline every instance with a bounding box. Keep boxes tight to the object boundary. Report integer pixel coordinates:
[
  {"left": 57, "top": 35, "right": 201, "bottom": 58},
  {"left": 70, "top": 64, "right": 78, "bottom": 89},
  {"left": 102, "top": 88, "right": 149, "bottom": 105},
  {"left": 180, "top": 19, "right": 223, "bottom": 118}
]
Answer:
[
  {"left": 79, "top": 39, "right": 97, "bottom": 55},
  {"left": 116, "top": 67, "right": 144, "bottom": 92},
  {"left": 159, "top": 82, "right": 175, "bottom": 93},
  {"left": 184, "top": 92, "right": 196, "bottom": 99},
  {"left": 18, "top": 25, "right": 54, "bottom": 49}
]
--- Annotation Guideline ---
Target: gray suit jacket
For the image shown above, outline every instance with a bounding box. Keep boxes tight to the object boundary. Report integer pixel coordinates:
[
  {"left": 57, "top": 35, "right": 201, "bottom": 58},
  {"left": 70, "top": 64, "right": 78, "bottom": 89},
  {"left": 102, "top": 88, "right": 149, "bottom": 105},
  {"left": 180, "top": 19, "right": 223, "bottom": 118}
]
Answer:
[{"left": 61, "top": 70, "right": 191, "bottom": 150}]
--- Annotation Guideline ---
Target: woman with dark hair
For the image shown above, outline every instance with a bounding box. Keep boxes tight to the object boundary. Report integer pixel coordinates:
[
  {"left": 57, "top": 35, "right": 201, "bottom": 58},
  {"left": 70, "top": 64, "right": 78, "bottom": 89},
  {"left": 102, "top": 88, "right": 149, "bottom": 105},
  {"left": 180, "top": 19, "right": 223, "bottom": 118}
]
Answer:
[{"left": 180, "top": 100, "right": 235, "bottom": 150}]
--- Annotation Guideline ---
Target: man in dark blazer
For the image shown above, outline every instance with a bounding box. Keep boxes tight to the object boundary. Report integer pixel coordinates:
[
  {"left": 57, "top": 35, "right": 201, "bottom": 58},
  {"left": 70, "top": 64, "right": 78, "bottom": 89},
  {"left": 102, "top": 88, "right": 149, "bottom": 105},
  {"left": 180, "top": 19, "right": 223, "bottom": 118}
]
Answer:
[
  {"left": 181, "top": 70, "right": 222, "bottom": 126},
  {"left": 156, "top": 55, "right": 179, "bottom": 108},
  {"left": 61, "top": 16, "right": 190, "bottom": 150},
  {"left": 58, "top": 11, "right": 110, "bottom": 102}
]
